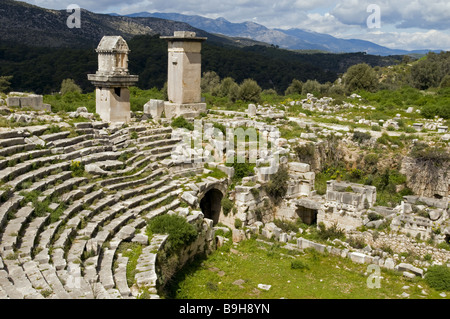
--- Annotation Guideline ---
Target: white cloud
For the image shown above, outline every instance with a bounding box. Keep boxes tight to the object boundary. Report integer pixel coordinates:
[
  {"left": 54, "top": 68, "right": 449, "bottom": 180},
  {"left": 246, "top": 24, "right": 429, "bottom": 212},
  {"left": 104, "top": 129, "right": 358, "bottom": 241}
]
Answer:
[
  {"left": 22, "top": 0, "right": 450, "bottom": 51},
  {"left": 342, "top": 30, "right": 450, "bottom": 51}
]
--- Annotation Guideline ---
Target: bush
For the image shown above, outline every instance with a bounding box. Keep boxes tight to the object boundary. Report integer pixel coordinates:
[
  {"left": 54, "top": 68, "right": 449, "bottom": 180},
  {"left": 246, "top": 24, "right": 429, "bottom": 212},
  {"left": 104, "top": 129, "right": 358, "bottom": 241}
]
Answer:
[
  {"left": 302, "top": 80, "right": 321, "bottom": 95},
  {"left": 217, "top": 77, "right": 239, "bottom": 102},
  {"left": 294, "top": 143, "right": 315, "bottom": 164},
  {"left": 291, "top": 259, "right": 309, "bottom": 270},
  {"left": 0, "top": 75, "right": 13, "bottom": 94},
  {"left": 285, "top": 79, "right": 303, "bottom": 96},
  {"left": 234, "top": 218, "right": 242, "bottom": 229},
  {"left": 352, "top": 131, "right": 372, "bottom": 144},
  {"left": 226, "top": 157, "right": 255, "bottom": 184},
  {"left": 171, "top": 116, "right": 194, "bottom": 131},
  {"left": 70, "top": 160, "right": 85, "bottom": 177},
  {"left": 364, "top": 153, "right": 379, "bottom": 166},
  {"left": 343, "top": 63, "right": 378, "bottom": 93},
  {"left": 201, "top": 71, "right": 220, "bottom": 94},
  {"left": 425, "top": 265, "right": 450, "bottom": 291},
  {"left": 60, "top": 78, "right": 82, "bottom": 95},
  {"left": 368, "top": 212, "right": 383, "bottom": 221},
  {"left": 317, "top": 222, "right": 345, "bottom": 241},
  {"left": 237, "top": 79, "right": 261, "bottom": 103},
  {"left": 264, "top": 165, "right": 289, "bottom": 203},
  {"left": 221, "top": 197, "right": 234, "bottom": 216},
  {"left": 147, "top": 214, "right": 198, "bottom": 252},
  {"left": 346, "top": 236, "right": 366, "bottom": 249}
]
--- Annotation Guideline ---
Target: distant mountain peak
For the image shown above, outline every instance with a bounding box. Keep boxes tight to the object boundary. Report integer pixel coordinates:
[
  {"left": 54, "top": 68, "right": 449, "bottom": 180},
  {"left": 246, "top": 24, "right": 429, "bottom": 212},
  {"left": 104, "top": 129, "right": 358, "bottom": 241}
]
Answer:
[{"left": 124, "top": 11, "right": 440, "bottom": 56}]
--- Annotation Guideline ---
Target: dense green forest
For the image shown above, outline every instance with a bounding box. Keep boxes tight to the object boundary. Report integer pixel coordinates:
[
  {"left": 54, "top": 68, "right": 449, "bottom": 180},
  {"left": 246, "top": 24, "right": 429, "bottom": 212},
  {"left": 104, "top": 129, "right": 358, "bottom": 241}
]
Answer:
[{"left": 0, "top": 35, "right": 403, "bottom": 95}]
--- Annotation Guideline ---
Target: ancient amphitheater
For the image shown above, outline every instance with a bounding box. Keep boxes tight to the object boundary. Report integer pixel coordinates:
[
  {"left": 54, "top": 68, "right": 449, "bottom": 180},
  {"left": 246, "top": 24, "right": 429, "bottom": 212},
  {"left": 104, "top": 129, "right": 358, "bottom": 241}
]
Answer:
[{"left": 0, "top": 118, "right": 221, "bottom": 299}]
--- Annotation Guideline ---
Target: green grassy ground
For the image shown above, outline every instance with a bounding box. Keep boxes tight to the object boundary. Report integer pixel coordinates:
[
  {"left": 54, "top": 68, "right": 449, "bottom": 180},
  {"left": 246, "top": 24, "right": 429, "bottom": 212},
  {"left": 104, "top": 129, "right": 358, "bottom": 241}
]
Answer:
[{"left": 164, "top": 238, "right": 448, "bottom": 299}]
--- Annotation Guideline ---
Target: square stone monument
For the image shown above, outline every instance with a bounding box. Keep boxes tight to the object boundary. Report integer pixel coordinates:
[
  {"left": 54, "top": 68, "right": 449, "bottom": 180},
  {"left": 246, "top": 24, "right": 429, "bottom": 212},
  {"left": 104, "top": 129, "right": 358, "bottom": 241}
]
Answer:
[
  {"left": 158, "top": 31, "right": 207, "bottom": 119},
  {"left": 88, "top": 36, "right": 138, "bottom": 123}
]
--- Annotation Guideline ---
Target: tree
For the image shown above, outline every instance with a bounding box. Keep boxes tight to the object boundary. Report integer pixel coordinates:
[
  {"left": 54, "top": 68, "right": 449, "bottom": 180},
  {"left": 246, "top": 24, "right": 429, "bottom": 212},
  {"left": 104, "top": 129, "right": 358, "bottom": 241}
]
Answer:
[
  {"left": 237, "top": 78, "right": 261, "bottom": 103},
  {"left": 301, "top": 79, "right": 321, "bottom": 95},
  {"left": 0, "top": 76, "right": 13, "bottom": 94},
  {"left": 60, "top": 78, "right": 82, "bottom": 95},
  {"left": 410, "top": 52, "right": 450, "bottom": 90},
  {"left": 285, "top": 79, "right": 303, "bottom": 95},
  {"left": 265, "top": 165, "right": 289, "bottom": 203},
  {"left": 201, "top": 71, "right": 220, "bottom": 93},
  {"left": 440, "top": 74, "right": 450, "bottom": 88},
  {"left": 217, "top": 77, "right": 239, "bottom": 102},
  {"left": 343, "top": 63, "right": 378, "bottom": 93}
]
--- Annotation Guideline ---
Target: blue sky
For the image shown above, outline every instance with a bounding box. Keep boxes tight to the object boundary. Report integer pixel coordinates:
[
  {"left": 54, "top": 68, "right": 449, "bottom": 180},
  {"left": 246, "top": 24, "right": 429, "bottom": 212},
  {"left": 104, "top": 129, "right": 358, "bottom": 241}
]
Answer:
[{"left": 27, "top": 0, "right": 450, "bottom": 51}]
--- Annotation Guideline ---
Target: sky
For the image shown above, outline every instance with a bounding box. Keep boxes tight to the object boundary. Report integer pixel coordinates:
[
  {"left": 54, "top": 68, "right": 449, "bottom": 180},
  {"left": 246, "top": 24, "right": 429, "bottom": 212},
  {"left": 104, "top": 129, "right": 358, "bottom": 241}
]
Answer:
[{"left": 28, "top": 0, "right": 450, "bottom": 51}]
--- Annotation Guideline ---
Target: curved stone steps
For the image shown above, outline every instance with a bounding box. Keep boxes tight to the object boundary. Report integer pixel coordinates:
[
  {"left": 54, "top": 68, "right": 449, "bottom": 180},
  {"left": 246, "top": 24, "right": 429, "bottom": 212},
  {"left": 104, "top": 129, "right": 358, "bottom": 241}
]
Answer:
[
  {"left": 2, "top": 258, "right": 42, "bottom": 299},
  {"left": 37, "top": 262, "right": 71, "bottom": 299},
  {"left": 0, "top": 205, "right": 33, "bottom": 253},
  {"left": 0, "top": 148, "right": 50, "bottom": 171},
  {"left": 0, "top": 194, "right": 23, "bottom": 235},
  {"left": 113, "top": 255, "right": 131, "bottom": 297},
  {"left": 0, "top": 143, "right": 36, "bottom": 159},
  {"left": 100, "top": 163, "right": 161, "bottom": 189}
]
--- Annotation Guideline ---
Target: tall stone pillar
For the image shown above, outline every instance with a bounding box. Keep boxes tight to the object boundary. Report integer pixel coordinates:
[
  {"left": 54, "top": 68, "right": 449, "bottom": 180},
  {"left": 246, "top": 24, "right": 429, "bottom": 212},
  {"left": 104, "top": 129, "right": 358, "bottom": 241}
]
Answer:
[
  {"left": 88, "top": 36, "right": 138, "bottom": 123},
  {"left": 159, "top": 31, "right": 207, "bottom": 119}
]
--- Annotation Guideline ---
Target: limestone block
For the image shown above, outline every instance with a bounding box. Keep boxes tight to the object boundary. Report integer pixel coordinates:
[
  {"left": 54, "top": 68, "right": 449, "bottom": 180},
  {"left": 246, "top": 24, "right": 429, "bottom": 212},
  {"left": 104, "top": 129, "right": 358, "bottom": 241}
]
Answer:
[
  {"left": 396, "top": 263, "right": 423, "bottom": 277},
  {"left": 144, "top": 99, "right": 164, "bottom": 119},
  {"left": 181, "top": 192, "right": 198, "bottom": 206},
  {"left": 403, "top": 271, "right": 415, "bottom": 279},
  {"left": 349, "top": 252, "right": 370, "bottom": 264},
  {"left": 248, "top": 104, "right": 257, "bottom": 116},
  {"left": 384, "top": 258, "right": 395, "bottom": 270},
  {"left": 288, "top": 162, "right": 311, "bottom": 173},
  {"left": 232, "top": 229, "right": 245, "bottom": 243}
]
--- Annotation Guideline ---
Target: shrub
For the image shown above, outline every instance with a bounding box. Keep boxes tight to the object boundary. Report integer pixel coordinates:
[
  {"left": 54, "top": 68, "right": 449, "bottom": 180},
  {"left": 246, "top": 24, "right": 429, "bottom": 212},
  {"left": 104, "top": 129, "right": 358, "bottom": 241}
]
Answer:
[
  {"left": 285, "top": 79, "right": 303, "bottom": 96},
  {"left": 147, "top": 214, "right": 198, "bottom": 252},
  {"left": 368, "top": 212, "right": 383, "bottom": 221},
  {"left": 273, "top": 219, "right": 300, "bottom": 233},
  {"left": 201, "top": 71, "right": 220, "bottom": 94},
  {"left": 343, "top": 63, "right": 378, "bottom": 93},
  {"left": 70, "top": 160, "right": 85, "bottom": 177},
  {"left": 217, "top": 77, "right": 239, "bottom": 102},
  {"left": 221, "top": 196, "right": 234, "bottom": 216},
  {"left": 346, "top": 236, "right": 366, "bottom": 249},
  {"left": 226, "top": 157, "right": 255, "bottom": 184},
  {"left": 364, "top": 153, "right": 379, "bottom": 166},
  {"left": 294, "top": 143, "right": 315, "bottom": 164},
  {"left": 352, "top": 131, "right": 372, "bottom": 144},
  {"left": 425, "top": 265, "right": 450, "bottom": 291},
  {"left": 302, "top": 80, "right": 321, "bottom": 95},
  {"left": 60, "top": 78, "right": 82, "bottom": 95},
  {"left": 234, "top": 218, "right": 242, "bottom": 229},
  {"left": 317, "top": 222, "right": 345, "bottom": 241},
  {"left": 237, "top": 79, "right": 261, "bottom": 103},
  {"left": 264, "top": 165, "right": 289, "bottom": 203},
  {"left": 171, "top": 116, "right": 194, "bottom": 131},
  {"left": 0, "top": 76, "right": 13, "bottom": 94},
  {"left": 291, "top": 259, "right": 309, "bottom": 270}
]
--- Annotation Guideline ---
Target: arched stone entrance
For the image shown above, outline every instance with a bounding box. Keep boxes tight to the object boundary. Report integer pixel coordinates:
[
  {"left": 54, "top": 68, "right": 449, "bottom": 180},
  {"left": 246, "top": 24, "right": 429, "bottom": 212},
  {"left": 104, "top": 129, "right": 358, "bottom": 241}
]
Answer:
[
  {"left": 200, "top": 188, "right": 223, "bottom": 225},
  {"left": 296, "top": 206, "right": 318, "bottom": 225}
]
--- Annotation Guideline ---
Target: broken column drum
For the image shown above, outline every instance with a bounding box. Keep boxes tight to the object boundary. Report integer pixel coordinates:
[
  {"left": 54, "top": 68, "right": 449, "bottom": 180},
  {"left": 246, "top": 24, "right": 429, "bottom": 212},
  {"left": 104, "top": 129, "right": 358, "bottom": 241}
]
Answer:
[{"left": 88, "top": 36, "right": 138, "bottom": 123}]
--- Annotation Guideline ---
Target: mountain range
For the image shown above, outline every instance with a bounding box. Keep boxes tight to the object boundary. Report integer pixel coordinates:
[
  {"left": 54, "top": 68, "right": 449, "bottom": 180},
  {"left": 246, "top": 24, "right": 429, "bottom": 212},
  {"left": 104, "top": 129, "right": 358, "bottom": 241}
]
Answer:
[
  {"left": 125, "top": 12, "right": 441, "bottom": 56},
  {"left": 0, "top": 0, "right": 263, "bottom": 48}
]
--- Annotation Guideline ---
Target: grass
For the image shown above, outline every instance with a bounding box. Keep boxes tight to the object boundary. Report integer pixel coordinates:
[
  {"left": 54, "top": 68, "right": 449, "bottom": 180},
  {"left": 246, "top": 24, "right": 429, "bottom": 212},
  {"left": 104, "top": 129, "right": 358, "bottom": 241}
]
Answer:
[
  {"left": 165, "top": 239, "right": 448, "bottom": 299},
  {"left": 116, "top": 242, "right": 143, "bottom": 287}
]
